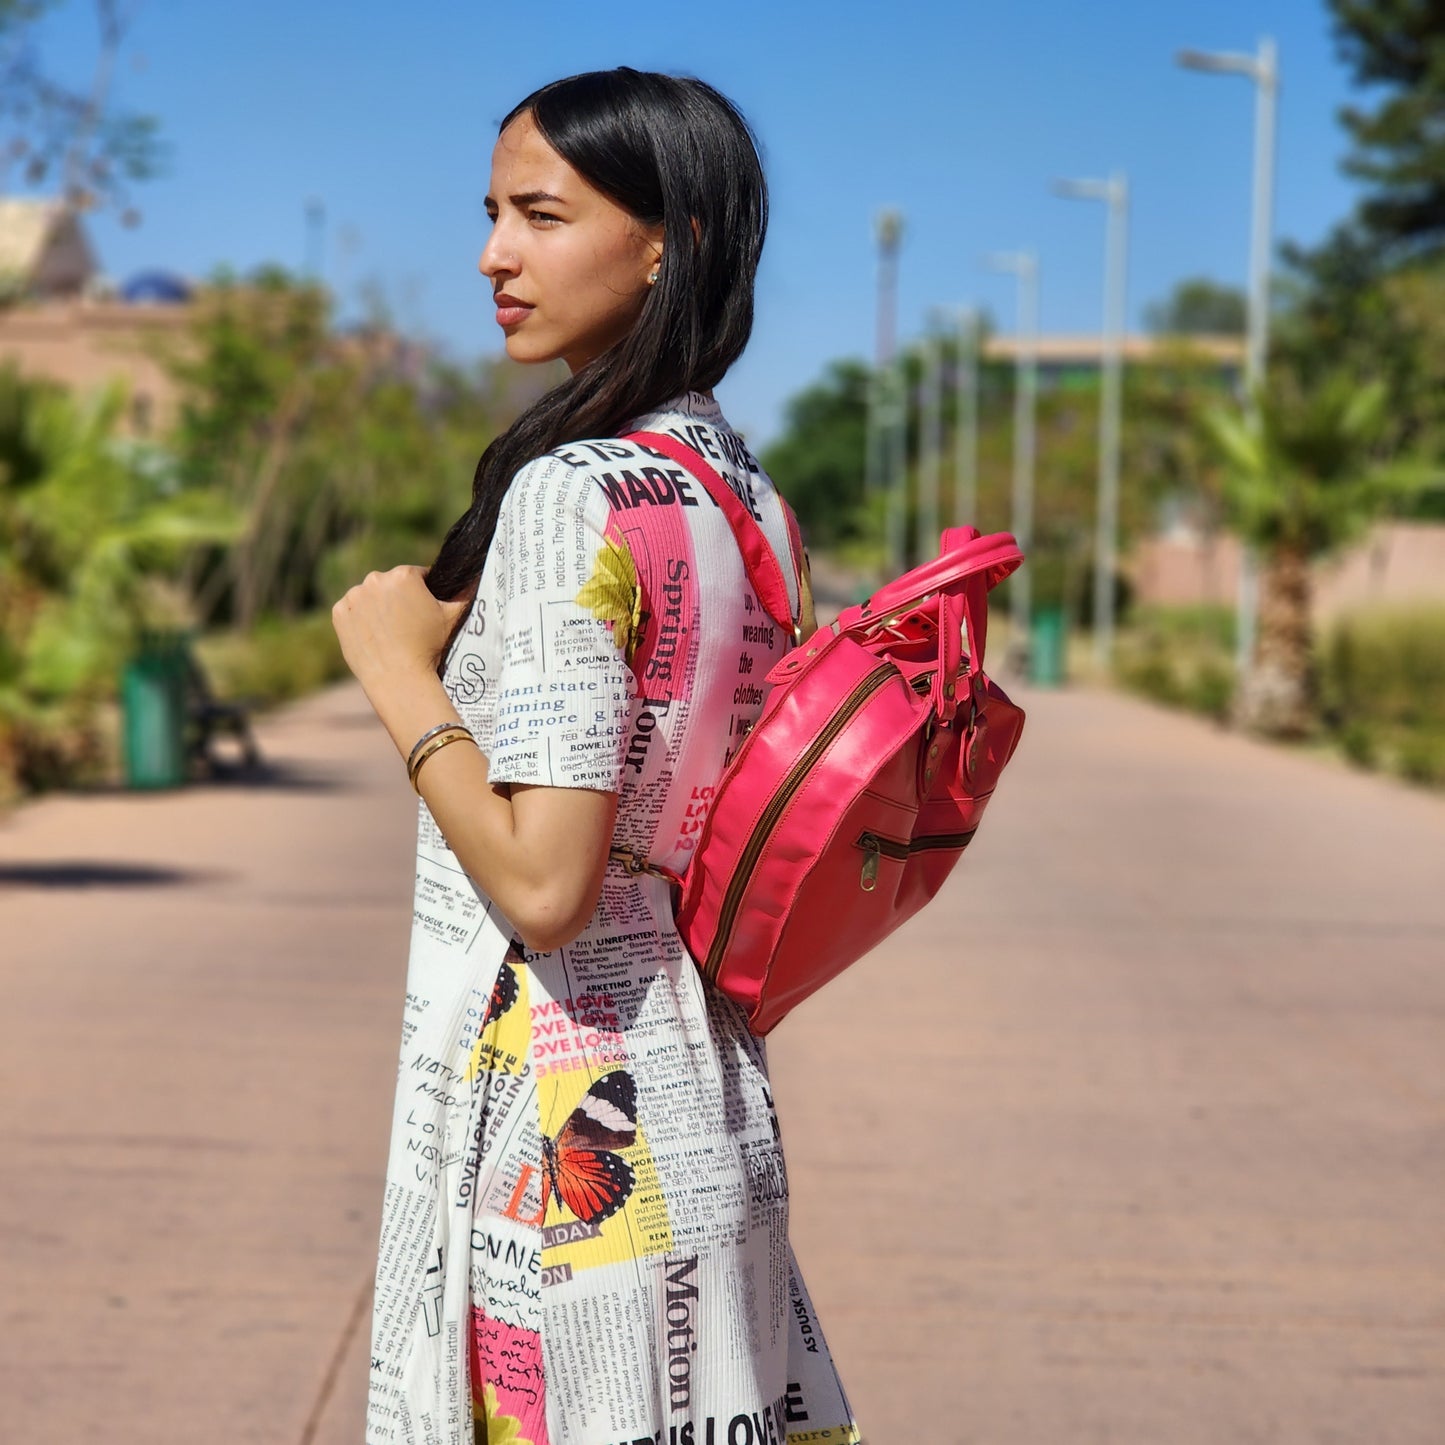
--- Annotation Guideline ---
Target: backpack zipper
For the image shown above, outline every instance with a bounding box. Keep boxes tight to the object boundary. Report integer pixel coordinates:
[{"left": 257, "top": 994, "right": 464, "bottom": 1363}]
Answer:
[
  {"left": 702, "top": 663, "right": 895, "bottom": 979},
  {"left": 857, "top": 828, "right": 979, "bottom": 890}
]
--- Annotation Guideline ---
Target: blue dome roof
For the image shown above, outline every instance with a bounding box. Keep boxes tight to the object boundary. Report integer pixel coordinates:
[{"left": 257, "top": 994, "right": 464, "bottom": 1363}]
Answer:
[{"left": 120, "top": 271, "right": 192, "bottom": 304}]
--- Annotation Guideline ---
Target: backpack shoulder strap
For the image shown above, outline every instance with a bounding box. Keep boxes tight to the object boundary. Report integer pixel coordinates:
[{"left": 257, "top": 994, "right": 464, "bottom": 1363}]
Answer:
[{"left": 626, "top": 430, "right": 801, "bottom": 643}]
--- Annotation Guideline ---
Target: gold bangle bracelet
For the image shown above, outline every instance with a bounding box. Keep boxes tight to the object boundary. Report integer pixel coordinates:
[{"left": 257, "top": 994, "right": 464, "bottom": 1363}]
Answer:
[
  {"left": 407, "top": 720, "right": 469, "bottom": 772},
  {"left": 409, "top": 727, "right": 474, "bottom": 793}
]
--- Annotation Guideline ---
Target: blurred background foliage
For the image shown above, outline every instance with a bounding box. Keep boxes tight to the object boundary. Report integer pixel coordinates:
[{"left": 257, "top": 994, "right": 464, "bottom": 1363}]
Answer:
[
  {"left": 0, "top": 268, "right": 539, "bottom": 798},
  {"left": 3, "top": 0, "right": 1445, "bottom": 798}
]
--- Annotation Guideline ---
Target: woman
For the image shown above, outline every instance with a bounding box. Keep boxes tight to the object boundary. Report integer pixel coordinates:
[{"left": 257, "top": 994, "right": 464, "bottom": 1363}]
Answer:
[{"left": 332, "top": 69, "right": 856, "bottom": 1445}]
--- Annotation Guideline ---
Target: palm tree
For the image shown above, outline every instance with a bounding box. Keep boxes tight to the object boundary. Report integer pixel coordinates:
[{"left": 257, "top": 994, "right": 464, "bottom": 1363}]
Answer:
[{"left": 1200, "top": 371, "right": 1397, "bottom": 737}]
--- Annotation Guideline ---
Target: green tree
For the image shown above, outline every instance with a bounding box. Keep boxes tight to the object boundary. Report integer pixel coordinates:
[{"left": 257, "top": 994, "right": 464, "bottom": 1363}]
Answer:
[
  {"left": 1143, "top": 277, "right": 1247, "bottom": 336},
  {"left": 1276, "top": 249, "right": 1445, "bottom": 496},
  {"left": 1330, "top": 0, "right": 1445, "bottom": 259},
  {"left": 764, "top": 335, "right": 1239, "bottom": 605},
  {"left": 759, "top": 359, "right": 869, "bottom": 547},
  {"left": 163, "top": 266, "right": 500, "bottom": 629},
  {"left": 1275, "top": 2, "right": 1445, "bottom": 385}
]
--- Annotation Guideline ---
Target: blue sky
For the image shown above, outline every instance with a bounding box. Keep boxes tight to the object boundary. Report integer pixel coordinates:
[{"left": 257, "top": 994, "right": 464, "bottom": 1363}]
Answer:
[{"left": 39, "top": 0, "right": 1365, "bottom": 443}]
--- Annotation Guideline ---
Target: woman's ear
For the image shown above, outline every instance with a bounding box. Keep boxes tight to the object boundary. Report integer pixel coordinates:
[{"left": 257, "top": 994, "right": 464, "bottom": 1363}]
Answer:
[{"left": 642, "top": 223, "right": 664, "bottom": 284}]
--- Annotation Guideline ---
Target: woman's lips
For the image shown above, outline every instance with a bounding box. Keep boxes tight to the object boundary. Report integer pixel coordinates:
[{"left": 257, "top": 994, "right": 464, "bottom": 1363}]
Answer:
[{"left": 494, "top": 299, "right": 533, "bottom": 327}]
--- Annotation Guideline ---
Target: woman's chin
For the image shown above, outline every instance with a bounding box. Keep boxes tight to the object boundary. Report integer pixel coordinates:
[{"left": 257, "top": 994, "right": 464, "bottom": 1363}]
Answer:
[{"left": 503, "top": 333, "right": 562, "bottom": 366}]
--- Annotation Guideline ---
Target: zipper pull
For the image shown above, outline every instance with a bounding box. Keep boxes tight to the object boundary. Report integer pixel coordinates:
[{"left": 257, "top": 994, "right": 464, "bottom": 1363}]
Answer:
[{"left": 859, "top": 834, "right": 880, "bottom": 892}]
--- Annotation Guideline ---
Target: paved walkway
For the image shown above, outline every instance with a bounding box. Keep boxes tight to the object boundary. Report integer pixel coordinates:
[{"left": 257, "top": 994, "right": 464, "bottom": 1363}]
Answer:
[{"left": 1, "top": 678, "right": 1441, "bottom": 1443}]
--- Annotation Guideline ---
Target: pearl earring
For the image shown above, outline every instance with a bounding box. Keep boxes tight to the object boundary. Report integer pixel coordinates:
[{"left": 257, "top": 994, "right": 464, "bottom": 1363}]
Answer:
[{"left": 648, "top": 270, "right": 659, "bottom": 285}]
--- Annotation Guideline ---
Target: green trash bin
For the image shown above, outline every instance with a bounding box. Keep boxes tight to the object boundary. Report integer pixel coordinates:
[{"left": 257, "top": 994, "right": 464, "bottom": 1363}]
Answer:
[
  {"left": 122, "top": 632, "right": 189, "bottom": 788},
  {"left": 1029, "top": 605, "right": 1068, "bottom": 688}
]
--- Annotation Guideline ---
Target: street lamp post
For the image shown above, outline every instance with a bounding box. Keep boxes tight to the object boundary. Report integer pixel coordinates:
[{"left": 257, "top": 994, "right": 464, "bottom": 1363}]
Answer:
[
  {"left": 1176, "top": 36, "right": 1279, "bottom": 676},
  {"left": 917, "top": 314, "right": 945, "bottom": 558},
  {"left": 304, "top": 197, "right": 327, "bottom": 281},
  {"left": 865, "top": 210, "right": 907, "bottom": 579},
  {"left": 865, "top": 209, "right": 904, "bottom": 497},
  {"left": 1053, "top": 172, "right": 1130, "bottom": 671},
  {"left": 985, "top": 251, "right": 1039, "bottom": 645},
  {"left": 954, "top": 307, "right": 980, "bottom": 528}
]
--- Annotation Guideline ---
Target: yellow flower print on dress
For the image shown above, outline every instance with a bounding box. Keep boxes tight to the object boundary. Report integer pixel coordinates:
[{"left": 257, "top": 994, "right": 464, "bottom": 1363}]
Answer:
[
  {"left": 575, "top": 535, "right": 643, "bottom": 659},
  {"left": 474, "top": 1382, "right": 532, "bottom": 1445}
]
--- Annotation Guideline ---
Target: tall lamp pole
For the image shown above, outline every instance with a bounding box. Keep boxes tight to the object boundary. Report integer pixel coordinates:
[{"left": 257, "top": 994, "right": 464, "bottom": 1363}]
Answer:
[
  {"left": 865, "top": 209, "right": 905, "bottom": 499},
  {"left": 1176, "top": 37, "right": 1279, "bottom": 676},
  {"left": 304, "top": 196, "right": 327, "bottom": 281},
  {"left": 954, "top": 306, "right": 980, "bottom": 528},
  {"left": 866, "top": 210, "right": 908, "bottom": 579},
  {"left": 917, "top": 312, "right": 945, "bottom": 558},
  {"left": 985, "top": 251, "right": 1039, "bottom": 644},
  {"left": 1053, "top": 172, "right": 1130, "bottom": 671}
]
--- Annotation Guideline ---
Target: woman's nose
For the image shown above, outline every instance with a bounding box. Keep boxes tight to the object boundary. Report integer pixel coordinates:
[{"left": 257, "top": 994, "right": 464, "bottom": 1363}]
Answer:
[{"left": 479, "top": 225, "right": 514, "bottom": 280}]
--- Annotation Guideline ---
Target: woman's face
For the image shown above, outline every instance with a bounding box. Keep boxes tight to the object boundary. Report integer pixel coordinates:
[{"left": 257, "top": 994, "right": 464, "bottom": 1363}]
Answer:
[{"left": 480, "top": 111, "right": 663, "bottom": 373}]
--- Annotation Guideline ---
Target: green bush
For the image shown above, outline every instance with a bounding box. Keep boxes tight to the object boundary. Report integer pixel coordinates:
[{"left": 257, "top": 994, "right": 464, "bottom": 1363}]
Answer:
[
  {"left": 1338, "top": 720, "right": 1379, "bottom": 769},
  {"left": 1131, "top": 603, "right": 1236, "bottom": 652},
  {"left": 1118, "top": 646, "right": 1185, "bottom": 707},
  {"left": 194, "top": 613, "right": 348, "bottom": 708},
  {"left": 1320, "top": 605, "right": 1445, "bottom": 729},
  {"left": 1319, "top": 606, "right": 1445, "bottom": 783},
  {"left": 1115, "top": 605, "right": 1234, "bottom": 722},
  {"left": 1187, "top": 660, "right": 1235, "bottom": 723},
  {"left": 1393, "top": 730, "right": 1445, "bottom": 787}
]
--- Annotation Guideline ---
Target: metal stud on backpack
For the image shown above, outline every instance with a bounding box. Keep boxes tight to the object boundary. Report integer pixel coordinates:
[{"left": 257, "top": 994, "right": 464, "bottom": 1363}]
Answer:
[{"left": 615, "top": 430, "right": 1026, "bottom": 1035}]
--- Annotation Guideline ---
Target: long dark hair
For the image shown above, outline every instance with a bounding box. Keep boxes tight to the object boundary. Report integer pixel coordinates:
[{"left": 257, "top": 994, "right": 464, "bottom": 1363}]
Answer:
[{"left": 426, "top": 68, "right": 768, "bottom": 613}]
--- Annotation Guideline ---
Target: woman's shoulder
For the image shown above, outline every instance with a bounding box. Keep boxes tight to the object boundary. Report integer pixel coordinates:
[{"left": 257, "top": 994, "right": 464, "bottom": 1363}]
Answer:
[
  {"left": 500, "top": 439, "right": 699, "bottom": 510},
  {"left": 498, "top": 440, "right": 635, "bottom": 517},
  {"left": 506, "top": 432, "right": 673, "bottom": 488},
  {"left": 500, "top": 395, "right": 773, "bottom": 518}
]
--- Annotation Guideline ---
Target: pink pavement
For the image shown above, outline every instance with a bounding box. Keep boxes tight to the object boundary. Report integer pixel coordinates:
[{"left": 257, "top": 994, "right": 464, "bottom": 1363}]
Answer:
[{"left": 2, "top": 675, "right": 1442, "bottom": 1443}]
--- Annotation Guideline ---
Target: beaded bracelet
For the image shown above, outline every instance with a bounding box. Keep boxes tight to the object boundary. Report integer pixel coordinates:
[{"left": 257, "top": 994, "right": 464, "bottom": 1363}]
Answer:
[{"left": 408, "top": 725, "right": 474, "bottom": 793}]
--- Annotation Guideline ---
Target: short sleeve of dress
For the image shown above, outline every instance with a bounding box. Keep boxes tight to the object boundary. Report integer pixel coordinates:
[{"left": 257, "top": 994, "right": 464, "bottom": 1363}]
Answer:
[{"left": 484, "top": 453, "right": 637, "bottom": 791}]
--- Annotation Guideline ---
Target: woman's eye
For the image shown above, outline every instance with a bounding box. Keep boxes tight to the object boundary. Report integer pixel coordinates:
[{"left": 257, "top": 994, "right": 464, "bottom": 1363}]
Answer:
[{"left": 529, "top": 210, "right": 562, "bottom": 227}]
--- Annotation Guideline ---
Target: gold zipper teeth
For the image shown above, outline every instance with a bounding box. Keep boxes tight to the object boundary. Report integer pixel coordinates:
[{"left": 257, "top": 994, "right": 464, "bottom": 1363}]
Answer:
[{"left": 704, "top": 663, "right": 895, "bottom": 978}]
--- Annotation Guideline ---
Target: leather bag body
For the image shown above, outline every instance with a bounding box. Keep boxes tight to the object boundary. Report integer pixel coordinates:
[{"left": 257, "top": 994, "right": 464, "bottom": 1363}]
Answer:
[{"left": 621, "top": 431, "right": 1026, "bottom": 1035}]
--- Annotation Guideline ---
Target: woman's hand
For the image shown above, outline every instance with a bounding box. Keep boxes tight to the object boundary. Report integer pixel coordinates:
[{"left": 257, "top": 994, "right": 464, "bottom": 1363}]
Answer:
[
  {"left": 331, "top": 566, "right": 469, "bottom": 695},
  {"left": 330, "top": 565, "right": 614, "bottom": 952}
]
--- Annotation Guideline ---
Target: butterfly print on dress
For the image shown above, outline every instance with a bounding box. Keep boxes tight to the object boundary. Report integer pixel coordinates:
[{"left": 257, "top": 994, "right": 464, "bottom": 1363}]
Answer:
[
  {"left": 540, "top": 1070, "right": 637, "bottom": 1226},
  {"left": 483, "top": 955, "right": 520, "bottom": 1028}
]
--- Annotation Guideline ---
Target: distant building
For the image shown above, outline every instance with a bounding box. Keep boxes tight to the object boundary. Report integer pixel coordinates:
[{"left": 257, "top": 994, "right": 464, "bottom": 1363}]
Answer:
[
  {"left": 983, "top": 332, "right": 1244, "bottom": 391},
  {"left": 0, "top": 199, "right": 191, "bottom": 435},
  {"left": 0, "top": 199, "right": 98, "bottom": 300},
  {"left": 1130, "top": 522, "right": 1445, "bottom": 623},
  {"left": 0, "top": 299, "right": 192, "bottom": 436}
]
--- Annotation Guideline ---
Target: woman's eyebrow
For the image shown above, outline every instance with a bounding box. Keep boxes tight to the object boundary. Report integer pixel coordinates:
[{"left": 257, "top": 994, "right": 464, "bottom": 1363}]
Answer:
[{"left": 509, "top": 189, "right": 566, "bottom": 207}]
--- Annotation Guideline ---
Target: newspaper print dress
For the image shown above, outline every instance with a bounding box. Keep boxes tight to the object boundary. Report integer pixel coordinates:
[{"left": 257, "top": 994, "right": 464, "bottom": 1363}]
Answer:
[{"left": 367, "top": 392, "right": 859, "bottom": 1445}]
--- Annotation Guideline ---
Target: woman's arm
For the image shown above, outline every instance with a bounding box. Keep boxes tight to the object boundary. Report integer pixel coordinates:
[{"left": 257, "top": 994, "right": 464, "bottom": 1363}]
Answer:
[{"left": 331, "top": 565, "right": 618, "bottom": 952}]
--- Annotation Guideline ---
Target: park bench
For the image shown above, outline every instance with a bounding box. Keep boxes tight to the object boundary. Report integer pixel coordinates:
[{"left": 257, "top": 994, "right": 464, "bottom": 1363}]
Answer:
[{"left": 182, "top": 644, "right": 262, "bottom": 775}]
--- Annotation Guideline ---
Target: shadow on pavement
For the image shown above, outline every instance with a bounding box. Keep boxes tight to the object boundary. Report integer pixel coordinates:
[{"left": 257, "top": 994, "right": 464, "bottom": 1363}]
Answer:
[
  {"left": 62, "top": 758, "right": 359, "bottom": 797},
  {"left": 194, "top": 758, "right": 358, "bottom": 792},
  {"left": 0, "top": 861, "right": 221, "bottom": 889}
]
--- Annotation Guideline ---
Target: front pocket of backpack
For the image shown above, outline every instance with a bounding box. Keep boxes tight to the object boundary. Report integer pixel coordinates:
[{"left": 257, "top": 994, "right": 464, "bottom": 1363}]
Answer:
[{"left": 854, "top": 827, "right": 977, "bottom": 902}]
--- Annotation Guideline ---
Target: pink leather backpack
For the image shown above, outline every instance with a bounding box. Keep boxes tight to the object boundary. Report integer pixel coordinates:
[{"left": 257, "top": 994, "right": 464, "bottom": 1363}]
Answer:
[{"left": 615, "top": 431, "right": 1026, "bottom": 1035}]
